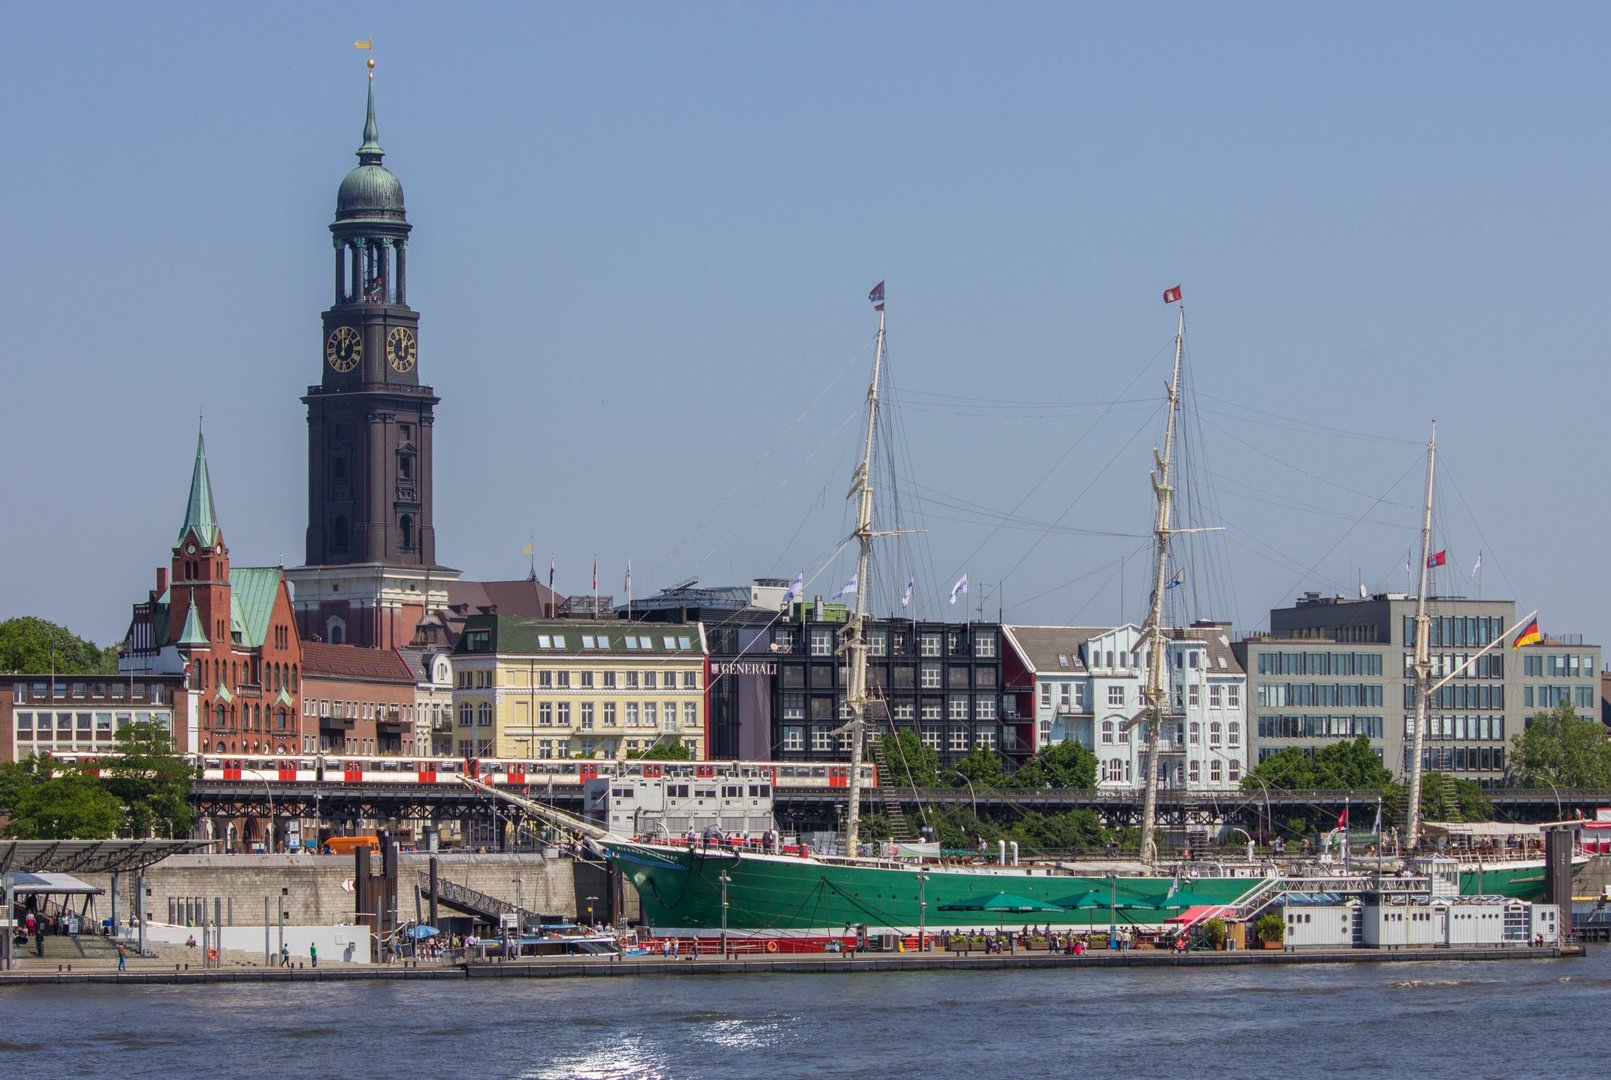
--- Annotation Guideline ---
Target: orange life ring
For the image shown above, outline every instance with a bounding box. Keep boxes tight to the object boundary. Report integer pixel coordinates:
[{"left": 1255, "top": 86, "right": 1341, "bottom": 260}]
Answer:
[
  {"left": 764, "top": 939, "right": 779, "bottom": 953},
  {"left": 207, "top": 947, "right": 218, "bottom": 961}
]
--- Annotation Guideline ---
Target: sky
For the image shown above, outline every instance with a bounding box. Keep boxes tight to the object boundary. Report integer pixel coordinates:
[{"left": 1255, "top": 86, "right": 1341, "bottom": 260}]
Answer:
[{"left": 2, "top": 4, "right": 1606, "bottom": 654}]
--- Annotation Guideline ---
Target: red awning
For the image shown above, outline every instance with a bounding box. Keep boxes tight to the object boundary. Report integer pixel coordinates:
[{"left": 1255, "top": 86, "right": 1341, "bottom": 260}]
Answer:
[{"left": 1163, "top": 904, "right": 1224, "bottom": 924}]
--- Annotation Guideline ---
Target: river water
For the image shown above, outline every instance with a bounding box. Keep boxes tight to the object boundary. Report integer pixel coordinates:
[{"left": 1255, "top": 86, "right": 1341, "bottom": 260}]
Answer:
[{"left": 5, "top": 951, "right": 1603, "bottom": 1078}]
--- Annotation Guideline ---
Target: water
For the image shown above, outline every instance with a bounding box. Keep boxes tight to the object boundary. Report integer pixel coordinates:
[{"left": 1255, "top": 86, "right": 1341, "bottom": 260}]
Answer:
[{"left": 4, "top": 951, "right": 1605, "bottom": 1078}]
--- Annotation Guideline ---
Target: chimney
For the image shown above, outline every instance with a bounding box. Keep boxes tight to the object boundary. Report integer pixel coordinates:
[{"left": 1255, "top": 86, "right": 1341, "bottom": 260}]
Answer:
[{"left": 157, "top": 567, "right": 168, "bottom": 594}]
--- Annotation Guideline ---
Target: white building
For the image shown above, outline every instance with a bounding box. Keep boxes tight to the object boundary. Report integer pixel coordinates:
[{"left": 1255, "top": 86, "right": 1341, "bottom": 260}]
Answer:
[{"left": 1003, "top": 621, "right": 1248, "bottom": 793}]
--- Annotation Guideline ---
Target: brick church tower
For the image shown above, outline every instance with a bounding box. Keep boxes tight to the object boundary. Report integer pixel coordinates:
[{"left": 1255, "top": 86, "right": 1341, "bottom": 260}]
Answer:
[{"left": 287, "top": 63, "right": 458, "bottom": 648}]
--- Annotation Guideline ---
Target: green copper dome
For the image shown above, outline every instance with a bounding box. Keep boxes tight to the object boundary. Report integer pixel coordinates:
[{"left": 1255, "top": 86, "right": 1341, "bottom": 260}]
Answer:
[{"left": 335, "top": 78, "right": 406, "bottom": 223}]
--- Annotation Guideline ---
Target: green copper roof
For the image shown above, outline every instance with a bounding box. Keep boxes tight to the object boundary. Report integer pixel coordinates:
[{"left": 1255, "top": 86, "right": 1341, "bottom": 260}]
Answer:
[
  {"left": 228, "top": 567, "right": 284, "bottom": 649},
  {"left": 176, "top": 600, "right": 209, "bottom": 647},
  {"left": 358, "top": 76, "right": 383, "bottom": 162},
  {"left": 177, "top": 426, "right": 221, "bottom": 548}
]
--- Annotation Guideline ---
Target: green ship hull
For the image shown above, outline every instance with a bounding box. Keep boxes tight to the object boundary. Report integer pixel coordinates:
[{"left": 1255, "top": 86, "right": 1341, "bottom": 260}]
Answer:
[{"left": 603, "top": 842, "right": 1559, "bottom": 936}]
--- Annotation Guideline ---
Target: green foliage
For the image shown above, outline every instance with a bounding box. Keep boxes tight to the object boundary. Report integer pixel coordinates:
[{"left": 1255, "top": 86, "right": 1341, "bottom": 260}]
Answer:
[
  {"left": 102, "top": 720, "right": 195, "bottom": 838},
  {"left": 0, "top": 757, "right": 125, "bottom": 839},
  {"left": 857, "top": 812, "right": 893, "bottom": 842},
  {"left": 1419, "top": 772, "right": 1493, "bottom": 824},
  {"left": 874, "top": 731, "right": 941, "bottom": 789},
  {"left": 0, "top": 616, "right": 119, "bottom": 674},
  {"left": 1012, "top": 740, "right": 1098, "bottom": 790},
  {"left": 915, "top": 803, "right": 1110, "bottom": 854},
  {"left": 951, "top": 747, "right": 1009, "bottom": 789},
  {"left": 1255, "top": 913, "right": 1285, "bottom": 943},
  {"left": 630, "top": 738, "right": 693, "bottom": 761},
  {"left": 1244, "top": 736, "right": 1394, "bottom": 792},
  {"left": 1509, "top": 702, "right": 1611, "bottom": 789},
  {"left": 1203, "top": 917, "right": 1227, "bottom": 947}
]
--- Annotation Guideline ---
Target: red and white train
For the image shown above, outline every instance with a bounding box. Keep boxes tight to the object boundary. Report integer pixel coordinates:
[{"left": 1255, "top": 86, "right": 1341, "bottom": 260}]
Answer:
[{"left": 50, "top": 752, "right": 877, "bottom": 792}]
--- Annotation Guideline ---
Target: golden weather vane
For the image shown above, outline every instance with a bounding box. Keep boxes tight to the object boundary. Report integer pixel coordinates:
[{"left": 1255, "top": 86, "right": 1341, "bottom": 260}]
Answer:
[{"left": 354, "top": 37, "right": 374, "bottom": 77}]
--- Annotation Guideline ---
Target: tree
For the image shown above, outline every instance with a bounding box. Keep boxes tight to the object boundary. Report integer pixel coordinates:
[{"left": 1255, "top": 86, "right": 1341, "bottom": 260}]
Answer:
[
  {"left": 1244, "top": 736, "right": 1394, "bottom": 793},
  {"left": 1012, "top": 740, "right": 1098, "bottom": 790},
  {"left": 630, "top": 738, "right": 693, "bottom": 761},
  {"left": 1509, "top": 702, "right": 1611, "bottom": 789},
  {"left": 102, "top": 720, "right": 195, "bottom": 837},
  {"left": 951, "top": 747, "right": 1009, "bottom": 789},
  {"left": 0, "top": 616, "right": 119, "bottom": 674},
  {"left": 874, "top": 730, "right": 941, "bottom": 789},
  {"left": 0, "top": 760, "right": 124, "bottom": 839}
]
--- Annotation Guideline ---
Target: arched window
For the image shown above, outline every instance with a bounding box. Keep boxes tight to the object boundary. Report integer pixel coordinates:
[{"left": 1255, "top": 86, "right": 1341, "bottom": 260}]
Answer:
[
  {"left": 1107, "top": 758, "right": 1123, "bottom": 783},
  {"left": 1227, "top": 722, "right": 1240, "bottom": 747},
  {"left": 1189, "top": 760, "right": 1200, "bottom": 784},
  {"left": 1229, "top": 761, "right": 1241, "bottom": 782},
  {"left": 276, "top": 744, "right": 286, "bottom": 755},
  {"left": 1209, "top": 722, "right": 1222, "bottom": 747},
  {"left": 214, "top": 704, "right": 226, "bottom": 728},
  {"left": 290, "top": 664, "right": 298, "bottom": 689},
  {"left": 1210, "top": 760, "right": 1222, "bottom": 784},
  {"left": 1188, "top": 721, "right": 1200, "bottom": 744},
  {"left": 477, "top": 702, "right": 492, "bottom": 725},
  {"left": 216, "top": 741, "right": 226, "bottom": 753},
  {"left": 459, "top": 702, "right": 472, "bottom": 725},
  {"left": 277, "top": 708, "right": 287, "bottom": 731},
  {"left": 1100, "top": 720, "right": 1114, "bottom": 744},
  {"left": 399, "top": 514, "right": 415, "bottom": 551}
]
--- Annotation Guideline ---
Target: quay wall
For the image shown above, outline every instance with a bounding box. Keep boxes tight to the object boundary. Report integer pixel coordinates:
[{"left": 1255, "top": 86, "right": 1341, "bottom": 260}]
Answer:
[{"left": 81, "top": 853, "right": 603, "bottom": 929}]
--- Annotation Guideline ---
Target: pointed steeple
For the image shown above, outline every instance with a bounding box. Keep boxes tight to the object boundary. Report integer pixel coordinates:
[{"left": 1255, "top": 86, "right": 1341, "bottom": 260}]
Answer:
[
  {"left": 177, "top": 423, "right": 221, "bottom": 548},
  {"left": 357, "top": 65, "right": 384, "bottom": 165},
  {"left": 177, "top": 597, "right": 210, "bottom": 647}
]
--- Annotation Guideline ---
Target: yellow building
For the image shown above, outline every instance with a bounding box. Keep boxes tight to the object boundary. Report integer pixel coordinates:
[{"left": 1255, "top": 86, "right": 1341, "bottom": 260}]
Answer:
[{"left": 450, "top": 615, "right": 707, "bottom": 759}]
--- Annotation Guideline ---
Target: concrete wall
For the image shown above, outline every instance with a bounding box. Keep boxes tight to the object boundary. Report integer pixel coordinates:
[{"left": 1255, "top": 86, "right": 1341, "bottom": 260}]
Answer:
[
  {"left": 142, "top": 921, "right": 372, "bottom": 966},
  {"left": 84, "top": 852, "right": 598, "bottom": 929}
]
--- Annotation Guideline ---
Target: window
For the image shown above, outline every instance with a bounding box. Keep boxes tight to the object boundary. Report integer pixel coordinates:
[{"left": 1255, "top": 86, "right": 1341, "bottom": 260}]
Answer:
[
  {"left": 782, "top": 693, "right": 805, "bottom": 720},
  {"left": 919, "top": 634, "right": 941, "bottom": 657},
  {"left": 1107, "top": 686, "right": 1124, "bottom": 707},
  {"left": 1209, "top": 685, "right": 1222, "bottom": 709},
  {"left": 1210, "top": 760, "right": 1222, "bottom": 784},
  {"left": 974, "top": 635, "right": 996, "bottom": 658},
  {"left": 1189, "top": 721, "right": 1200, "bottom": 743},
  {"left": 603, "top": 703, "right": 617, "bottom": 728},
  {"left": 581, "top": 671, "right": 594, "bottom": 688},
  {"left": 921, "top": 728, "right": 942, "bottom": 750},
  {"left": 684, "top": 703, "right": 699, "bottom": 728},
  {"left": 603, "top": 672, "right": 617, "bottom": 689},
  {"left": 812, "top": 727, "right": 834, "bottom": 751},
  {"left": 1189, "top": 760, "right": 1200, "bottom": 784},
  {"left": 557, "top": 702, "right": 571, "bottom": 727},
  {"left": 868, "top": 632, "right": 887, "bottom": 657},
  {"left": 1209, "top": 722, "right": 1221, "bottom": 747},
  {"left": 976, "top": 696, "right": 997, "bottom": 720},
  {"left": 1229, "top": 761, "right": 1241, "bottom": 782},
  {"left": 1227, "top": 684, "right": 1240, "bottom": 708},
  {"left": 810, "top": 630, "right": 834, "bottom": 657},
  {"left": 783, "top": 727, "right": 804, "bottom": 751},
  {"left": 644, "top": 671, "right": 658, "bottom": 690},
  {"left": 580, "top": 703, "right": 594, "bottom": 730},
  {"left": 976, "top": 728, "right": 996, "bottom": 749},
  {"left": 1228, "top": 722, "right": 1240, "bottom": 747},
  {"left": 948, "top": 696, "right": 969, "bottom": 721},
  {"left": 1100, "top": 720, "right": 1114, "bottom": 744},
  {"left": 626, "top": 703, "right": 639, "bottom": 728},
  {"left": 683, "top": 671, "right": 699, "bottom": 689},
  {"left": 1188, "top": 685, "right": 1200, "bottom": 707},
  {"left": 920, "top": 663, "right": 941, "bottom": 689},
  {"left": 539, "top": 702, "right": 553, "bottom": 726},
  {"left": 949, "top": 728, "right": 969, "bottom": 751},
  {"left": 1040, "top": 684, "right": 1052, "bottom": 708}
]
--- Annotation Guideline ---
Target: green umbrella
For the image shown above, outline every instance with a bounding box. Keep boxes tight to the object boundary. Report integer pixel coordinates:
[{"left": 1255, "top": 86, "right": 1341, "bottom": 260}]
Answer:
[{"left": 937, "top": 891, "right": 1067, "bottom": 913}]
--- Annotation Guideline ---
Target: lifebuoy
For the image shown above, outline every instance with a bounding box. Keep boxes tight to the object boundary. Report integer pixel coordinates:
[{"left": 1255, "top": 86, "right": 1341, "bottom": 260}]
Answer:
[
  {"left": 207, "top": 947, "right": 218, "bottom": 961},
  {"left": 764, "top": 939, "right": 779, "bottom": 953}
]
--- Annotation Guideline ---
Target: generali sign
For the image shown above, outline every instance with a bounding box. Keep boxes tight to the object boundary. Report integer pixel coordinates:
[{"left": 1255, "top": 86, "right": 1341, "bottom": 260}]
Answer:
[{"left": 712, "top": 660, "right": 777, "bottom": 676}]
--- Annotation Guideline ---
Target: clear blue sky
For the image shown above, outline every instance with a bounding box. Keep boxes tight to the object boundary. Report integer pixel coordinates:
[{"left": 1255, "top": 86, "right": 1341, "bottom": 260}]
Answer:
[{"left": 3, "top": 4, "right": 1605, "bottom": 655}]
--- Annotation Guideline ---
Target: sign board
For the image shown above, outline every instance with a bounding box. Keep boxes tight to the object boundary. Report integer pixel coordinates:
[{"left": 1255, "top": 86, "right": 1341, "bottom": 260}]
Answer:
[{"left": 500, "top": 913, "right": 519, "bottom": 930}]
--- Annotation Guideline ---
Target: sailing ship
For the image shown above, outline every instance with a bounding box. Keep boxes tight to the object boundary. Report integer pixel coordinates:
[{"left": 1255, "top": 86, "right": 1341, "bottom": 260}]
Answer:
[{"left": 513, "top": 290, "right": 1566, "bottom": 941}]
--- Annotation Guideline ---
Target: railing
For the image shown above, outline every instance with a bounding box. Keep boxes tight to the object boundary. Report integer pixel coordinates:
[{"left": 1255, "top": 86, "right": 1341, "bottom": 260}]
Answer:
[{"left": 419, "top": 872, "right": 540, "bottom": 926}]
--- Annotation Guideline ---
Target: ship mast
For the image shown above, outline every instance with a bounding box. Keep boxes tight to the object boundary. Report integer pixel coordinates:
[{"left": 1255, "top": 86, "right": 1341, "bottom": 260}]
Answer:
[
  {"left": 1137, "top": 305, "right": 1186, "bottom": 868},
  {"left": 842, "top": 299, "right": 886, "bottom": 858},
  {"left": 1405, "top": 423, "right": 1437, "bottom": 851}
]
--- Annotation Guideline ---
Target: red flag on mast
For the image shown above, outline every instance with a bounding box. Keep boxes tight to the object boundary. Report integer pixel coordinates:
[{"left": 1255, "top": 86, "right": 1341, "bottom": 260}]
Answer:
[
  {"left": 1162, "top": 285, "right": 1183, "bottom": 304},
  {"left": 1426, "top": 550, "right": 1447, "bottom": 568}
]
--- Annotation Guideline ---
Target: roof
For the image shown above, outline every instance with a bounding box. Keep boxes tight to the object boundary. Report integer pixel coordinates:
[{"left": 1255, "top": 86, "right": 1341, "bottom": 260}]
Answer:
[
  {"left": 448, "top": 578, "right": 562, "bottom": 618},
  {"left": 0, "top": 839, "right": 214, "bottom": 874},
  {"left": 176, "top": 427, "right": 221, "bottom": 548},
  {"left": 228, "top": 567, "right": 285, "bottom": 648},
  {"left": 8, "top": 871, "right": 103, "bottom": 895},
  {"left": 455, "top": 615, "right": 705, "bottom": 658},
  {"left": 1001, "top": 625, "right": 1107, "bottom": 674},
  {"left": 177, "top": 600, "right": 208, "bottom": 647},
  {"left": 1171, "top": 624, "right": 1244, "bottom": 676},
  {"left": 301, "top": 641, "right": 415, "bottom": 684}
]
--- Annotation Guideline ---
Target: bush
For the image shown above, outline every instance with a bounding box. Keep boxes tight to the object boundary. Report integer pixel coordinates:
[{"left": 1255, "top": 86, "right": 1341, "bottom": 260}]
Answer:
[
  {"left": 1255, "top": 913, "right": 1284, "bottom": 943},
  {"left": 1203, "top": 918, "right": 1227, "bottom": 948}
]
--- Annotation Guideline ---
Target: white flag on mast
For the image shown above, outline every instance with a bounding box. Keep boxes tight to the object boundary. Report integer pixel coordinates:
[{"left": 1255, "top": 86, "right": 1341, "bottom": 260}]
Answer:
[{"left": 949, "top": 574, "right": 968, "bottom": 605}]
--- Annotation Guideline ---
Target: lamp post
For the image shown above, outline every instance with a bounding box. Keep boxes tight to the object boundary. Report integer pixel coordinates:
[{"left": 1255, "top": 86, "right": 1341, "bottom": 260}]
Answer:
[
  {"left": 950, "top": 771, "right": 979, "bottom": 818},
  {"left": 1526, "top": 773, "right": 1562, "bottom": 821},
  {"left": 585, "top": 895, "right": 598, "bottom": 930},
  {"left": 513, "top": 877, "right": 523, "bottom": 917},
  {"left": 718, "top": 872, "right": 730, "bottom": 957},
  {"left": 244, "top": 770, "right": 275, "bottom": 853},
  {"left": 917, "top": 870, "right": 929, "bottom": 952}
]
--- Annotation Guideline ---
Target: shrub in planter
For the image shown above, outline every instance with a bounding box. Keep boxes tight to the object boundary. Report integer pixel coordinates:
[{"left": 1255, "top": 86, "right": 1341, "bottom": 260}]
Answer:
[
  {"left": 1203, "top": 917, "right": 1227, "bottom": 949},
  {"left": 1255, "top": 913, "right": 1285, "bottom": 944}
]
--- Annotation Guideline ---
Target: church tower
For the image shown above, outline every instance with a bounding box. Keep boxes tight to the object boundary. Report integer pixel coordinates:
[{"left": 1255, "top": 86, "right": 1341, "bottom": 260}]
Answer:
[{"left": 288, "top": 61, "right": 457, "bottom": 649}]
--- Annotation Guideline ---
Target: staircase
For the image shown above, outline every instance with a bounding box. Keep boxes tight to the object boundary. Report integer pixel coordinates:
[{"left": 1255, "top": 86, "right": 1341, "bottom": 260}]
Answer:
[
  {"left": 419, "top": 873, "right": 540, "bottom": 929},
  {"left": 866, "top": 728, "right": 918, "bottom": 843},
  {"left": 1174, "top": 875, "right": 1286, "bottom": 936}
]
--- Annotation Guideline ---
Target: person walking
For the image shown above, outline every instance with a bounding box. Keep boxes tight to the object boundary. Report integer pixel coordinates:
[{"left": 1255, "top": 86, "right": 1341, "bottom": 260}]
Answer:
[
  {"left": 280, "top": 943, "right": 291, "bottom": 968},
  {"left": 309, "top": 942, "right": 317, "bottom": 968},
  {"left": 116, "top": 942, "right": 127, "bottom": 972}
]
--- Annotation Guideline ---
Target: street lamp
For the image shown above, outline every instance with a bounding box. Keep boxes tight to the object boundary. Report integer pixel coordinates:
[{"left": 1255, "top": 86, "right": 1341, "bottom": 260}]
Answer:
[
  {"left": 244, "top": 769, "right": 275, "bottom": 853},
  {"left": 1525, "top": 773, "right": 1562, "bottom": 821},
  {"left": 949, "top": 770, "right": 979, "bottom": 818},
  {"left": 585, "top": 895, "right": 598, "bottom": 929},
  {"left": 718, "top": 872, "right": 730, "bottom": 957},
  {"left": 917, "top": 870, "right": 929, "bottom": 952},
  {"left": 513, "top": 876, "right": 523, "bottom": 917}
]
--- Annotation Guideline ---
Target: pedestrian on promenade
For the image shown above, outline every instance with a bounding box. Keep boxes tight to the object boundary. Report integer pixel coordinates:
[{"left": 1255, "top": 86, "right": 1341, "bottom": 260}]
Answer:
[
  {"left": 309, "top": 943, "right": 318, "bottom": 968},
  {"left": 280, "top": 944, "right": 291, "bottom": 968},
  {"left": 116, "top": 943, "right": 127, "bottom": 971}
]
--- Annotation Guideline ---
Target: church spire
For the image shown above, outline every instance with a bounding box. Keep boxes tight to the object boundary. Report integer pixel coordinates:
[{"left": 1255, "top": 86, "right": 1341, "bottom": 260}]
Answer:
[
  {"left": 357, "top": 59, "right": 383, "bottom": 165},
  {"left": 178, "top": 423, "right": 221, "bottom": 548}
]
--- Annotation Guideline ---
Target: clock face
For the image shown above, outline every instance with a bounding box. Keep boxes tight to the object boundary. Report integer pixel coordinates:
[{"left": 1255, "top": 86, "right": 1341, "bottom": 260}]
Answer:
[
  {"left": 326, "top": 326, "right": 362, "bottom": 372},
  {"left": 386, "top": 326, "right": 418, "bottom": 373}
]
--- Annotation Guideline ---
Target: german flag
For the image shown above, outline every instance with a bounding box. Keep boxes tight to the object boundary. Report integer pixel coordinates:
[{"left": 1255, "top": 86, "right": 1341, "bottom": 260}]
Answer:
[{"left": 1513, "top": 617, "right": 1542, "bottom": 649}]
